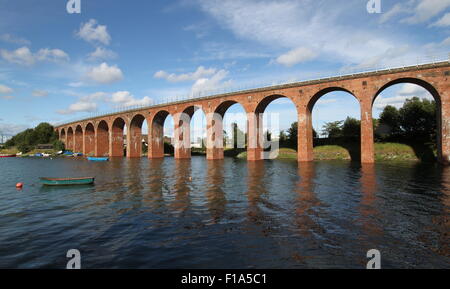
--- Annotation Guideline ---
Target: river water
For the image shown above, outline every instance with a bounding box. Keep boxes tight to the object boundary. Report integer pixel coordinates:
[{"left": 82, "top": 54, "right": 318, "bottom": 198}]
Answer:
[{"left": 0, "top": 157, "right": 448, "bottom": 268}]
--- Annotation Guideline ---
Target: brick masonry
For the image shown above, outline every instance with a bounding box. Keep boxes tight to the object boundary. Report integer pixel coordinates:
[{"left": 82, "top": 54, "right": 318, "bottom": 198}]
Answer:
[{"left": 56, "top": 62, "right": 450, "bottom": 163}]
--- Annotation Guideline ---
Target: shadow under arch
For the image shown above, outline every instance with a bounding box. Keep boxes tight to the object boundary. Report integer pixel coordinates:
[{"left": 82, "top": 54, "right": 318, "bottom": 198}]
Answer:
[
  {"left": 67, "top": 127, "right": 74, "bottom": 151},
  {"left": 84, "top": 122, "right": 95, "bottom": 156},
  {"left": 129, "top": 113, "right": 146, "bottom": 158},
  {"left": 96, "top": 120, "right": 109, "bottom": 157},
  {"left": 60, "top": 128, "right": 66, "bottom": 143},
  {"left": 373, "top": 77, "right": 442, "bottom": 162},
  {"left": 149, "top": 109, "right": 173, "bottom": 158},
  {"left": 308, "top": 87, "right": 361, "bottom": 162},
  {"left": 111, "top": 117, "right": 126, "bottom": 157},
  {"left": 74, "top": 124, "right": 83, "bottom": 153}
]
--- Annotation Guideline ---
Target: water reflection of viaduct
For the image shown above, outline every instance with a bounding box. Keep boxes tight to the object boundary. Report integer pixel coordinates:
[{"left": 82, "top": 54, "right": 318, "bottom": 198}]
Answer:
[{"left": 56, "top": 62, "right": 450, "bottom": 163}]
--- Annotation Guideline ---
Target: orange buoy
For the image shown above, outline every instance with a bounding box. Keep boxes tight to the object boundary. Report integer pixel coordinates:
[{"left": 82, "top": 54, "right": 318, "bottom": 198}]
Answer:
[{"left": 16, "top": 182, "right": 23, "bottom": 189}]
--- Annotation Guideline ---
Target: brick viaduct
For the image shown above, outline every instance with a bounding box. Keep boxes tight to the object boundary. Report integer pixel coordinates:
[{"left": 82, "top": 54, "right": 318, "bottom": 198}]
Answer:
[{"left": 55, "top": 61, "right": 450, "bottom": 163}]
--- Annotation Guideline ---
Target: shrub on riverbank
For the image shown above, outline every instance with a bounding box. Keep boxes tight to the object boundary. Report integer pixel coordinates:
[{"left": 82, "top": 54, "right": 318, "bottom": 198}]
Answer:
[{"left": 3, "top": 122, "right": 63, "bottom": 153}]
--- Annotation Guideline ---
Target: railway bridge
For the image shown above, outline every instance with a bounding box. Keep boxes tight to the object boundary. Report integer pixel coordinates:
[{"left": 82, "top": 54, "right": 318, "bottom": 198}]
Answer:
[{"left": 55, "top": 61, "right": 450, "bottom": 163}]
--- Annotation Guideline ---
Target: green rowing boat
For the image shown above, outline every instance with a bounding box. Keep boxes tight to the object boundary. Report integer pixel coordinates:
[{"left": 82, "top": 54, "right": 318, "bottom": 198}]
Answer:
[{"left": 40, "top": 177, "right": 95, "bottom": 186}]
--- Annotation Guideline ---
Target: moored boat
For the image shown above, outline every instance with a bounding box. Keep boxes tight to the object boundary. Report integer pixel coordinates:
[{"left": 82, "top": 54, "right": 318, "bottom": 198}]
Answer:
[
  {"left": 87, "top": 156, "right": 109, "bottom": 162},
  {"left": 40, "top": 177, "right": 95, "bottom": 186},
  {"left": 0, "top": 154, "right": 16, "bottom": 158}
]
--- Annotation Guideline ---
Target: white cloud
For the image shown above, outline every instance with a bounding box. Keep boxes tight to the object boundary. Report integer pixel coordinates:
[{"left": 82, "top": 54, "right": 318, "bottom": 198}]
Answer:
[
  {"left": 0, "top": 46, "right": 69, "bottom": 66},
  {"left": 380, "top": 3, "right": 406, "bottom": 24},
  {"left": 57, "top": 92, "right": 107, "bottom": 115},
  {"left": 374, "top": 84, "right": 433, "bottom": 109},
  {"left": 0, "top": 123, "right": 28, "bottom": 136},
  {"left": 402, "top": 0, "right": 450, "bottom": 24},
  {"left": 191, "top": 69, "right": 232, "bottom": 96},
  {"left": 275, "top": 47, "right": 317, "bottom": 67},
  {"left": 0, "top": 33, "right": 30, "bottom": 45},
  {"left": 194, "top": 0, "right": 415, "bottom": 66},
  {"left": 110, "top": 91, "right": 153, "bottom": 107},
  {"left": 344, "top": 45, "right": 411, "bottom": 71},
  {"left": 154, "top": 66, "right": 217, "bottom": 82},
  {"left": 76, "top": 19, "right": 111, "bottom": 45},
  {"left": 0, "top": 84, "right": 13, "bottom": 94},
  {"left": 35, "top": 48, "right": 70, "bottom": 63},
  {"left": 85, "top": 62, "right": 123, "bottom": 84},
  {"left": 397, "top": 83, "right": 430, "bottom": 97},
  {"left": 32, "top": 89, "right": 49, "bottom": 97},
  {"left": 0, "top": 47, "right": 35, "bottom": 66},
  {"left": 1, "top": 95, "right": 14, "bottom": 100},
  {"left": 87, "top": 47, "right": 117, "bottom": 61},
  {"left": 68, "top": 82, "right": 84, "bottom": 88},
  {"left": 424, "top": 36, "right": 450, "bottom": 51},
  {"left": 431, "top": 12, "right": 450, "bottom": 27}
]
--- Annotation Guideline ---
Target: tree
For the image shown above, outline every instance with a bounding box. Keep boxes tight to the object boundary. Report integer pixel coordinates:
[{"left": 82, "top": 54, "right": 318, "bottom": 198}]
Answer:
[
  {"left": 399, "top": 97, "right": 436, "bottom": 141},
  {"left": 53, "top": 139, "right": 65, "bottom": 151},
  {"left": 321, "top": 121, "right": 343, "bottom": 138},
  {"left": 287, "top": 122, "right": 298, "bottom": 149},
  {"left": 279, "top": 130, "right": 288, "bottom": 147},
  {"left": 377, "top": 105, "right": 401, "bottom": 138},
  {"left": 34, "top": 122, "right": 56, "bottom": 144},
  {"left": 5, "top": 122, "right": 59, "bottom": 151},
  {"left": 342, "top": 117, "right": 360, "bottom": 139},
  {"left": 231, "top": 122, "right": 245, "bottom": 149}
]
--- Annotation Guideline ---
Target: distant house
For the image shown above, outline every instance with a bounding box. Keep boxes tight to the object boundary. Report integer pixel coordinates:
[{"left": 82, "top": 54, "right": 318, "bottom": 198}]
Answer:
[{"left": 36, "top": 144, "right": 53, "bottom": 149}]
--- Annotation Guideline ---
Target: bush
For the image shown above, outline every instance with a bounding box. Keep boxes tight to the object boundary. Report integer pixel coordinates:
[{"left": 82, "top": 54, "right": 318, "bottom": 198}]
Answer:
[
  {"left": 17, "top": 143, "right": 32, "bottom": 153},
  {"left": 53, "top": 139, "right": 65, "bottom": 151}
]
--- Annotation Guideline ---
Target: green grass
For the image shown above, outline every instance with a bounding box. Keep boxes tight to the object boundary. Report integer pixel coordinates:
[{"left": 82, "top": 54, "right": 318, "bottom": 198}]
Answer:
[
  {"left": 374, "top": 142, "right": 419, "bottom": 161},
  {"left": 234, "top": 143, "right": 422, "bottom": 161},
  {"left": 0, "top": 147, "right": 19, "bottom": 154},
  {"left": 313, "top": 145, "right": 351, "bottom": 160}
]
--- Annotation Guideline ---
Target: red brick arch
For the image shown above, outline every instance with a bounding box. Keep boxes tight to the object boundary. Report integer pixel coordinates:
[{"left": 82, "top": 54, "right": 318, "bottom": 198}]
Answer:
[{"left": 55, "top": 62, "right": 450, "bottom": 163}]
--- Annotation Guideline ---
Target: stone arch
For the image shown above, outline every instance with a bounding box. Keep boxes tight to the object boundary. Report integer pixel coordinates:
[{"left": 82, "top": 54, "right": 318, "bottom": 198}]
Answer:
[
  {"left": 373, "top": 77, "right": 442, "bottom": 162},
  {"left": 172, "top": 105, "right": 208, "bottom": 159},
  {"left": 84, "top": 122, "right": 95, "bottom": 156},
  {"left": 111, "top": 117, "right": 127, "bottom": 157},
  {"left": 255, "top": 94, "right": 298, "bottom": 114},
  {"left": 60, "top": 128, "right": 66, "bottom": 144},
  {"left": 128, "top": 114, "right": 146, "bottom": 157},
  {"left": 209, "top": 100, "right": 249, "bottom": 159},
  {"left": 96, "top": 120, "right": 109, "bottom": 157},
  {"left": 252, "top": 94, "right": 299, "bottom": 160},
  {"left": 74, "top": 125, "right": 83, "bottom": 153},
  {"left": 149, "top": 110, "right": 172, "bottom": 158},
  {"left": 306, "top": 87, "right": 361, "bottom": 161},
  {"left": 67, "top": 127, "right": 74, "bottom": 151}
]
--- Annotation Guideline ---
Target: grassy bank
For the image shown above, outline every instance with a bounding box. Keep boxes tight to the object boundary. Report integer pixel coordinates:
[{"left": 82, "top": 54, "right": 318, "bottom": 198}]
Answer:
[
  {"left": 0, "top": 146, "right": 61, "bottom": 156},
  {"left": 235, "top": 143, "right": 423, "bottom": 161}
]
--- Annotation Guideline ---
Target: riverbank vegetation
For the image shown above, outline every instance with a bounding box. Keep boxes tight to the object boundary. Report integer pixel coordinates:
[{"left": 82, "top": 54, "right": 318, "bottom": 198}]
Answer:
[{"left": 0, "top": 122, "right": 64, "bottom": 154}]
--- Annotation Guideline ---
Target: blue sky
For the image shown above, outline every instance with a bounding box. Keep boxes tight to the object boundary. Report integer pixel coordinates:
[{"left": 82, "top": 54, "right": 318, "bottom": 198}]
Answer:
[{"left": 0, "top": 0, "right": 449, "bottom": 140}]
